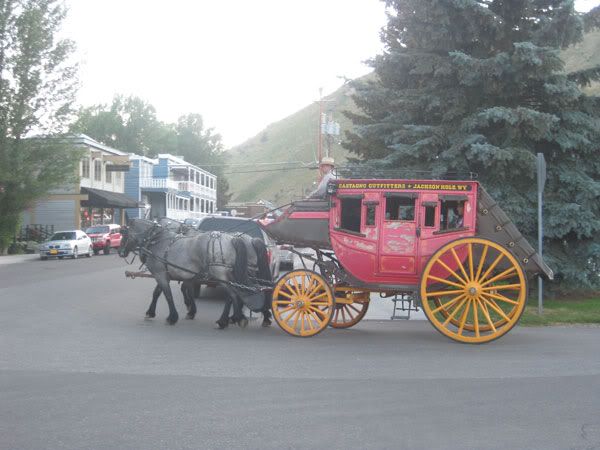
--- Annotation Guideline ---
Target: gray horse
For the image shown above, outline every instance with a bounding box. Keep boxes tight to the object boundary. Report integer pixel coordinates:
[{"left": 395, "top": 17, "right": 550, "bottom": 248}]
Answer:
[{"left": 119, "top": 218, "right": 272, "bottom": 328}]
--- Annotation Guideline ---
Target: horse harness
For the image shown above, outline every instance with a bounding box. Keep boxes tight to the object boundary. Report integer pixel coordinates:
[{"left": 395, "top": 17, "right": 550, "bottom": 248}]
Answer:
[{"left": 130, "top": 225, "right": 271, "bottom": 293}]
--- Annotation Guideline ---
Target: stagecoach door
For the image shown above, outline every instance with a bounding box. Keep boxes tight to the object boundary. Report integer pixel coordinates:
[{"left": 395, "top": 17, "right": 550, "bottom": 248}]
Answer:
[{"left": 378, "top": 192, "right": 418, "bottom": 275}]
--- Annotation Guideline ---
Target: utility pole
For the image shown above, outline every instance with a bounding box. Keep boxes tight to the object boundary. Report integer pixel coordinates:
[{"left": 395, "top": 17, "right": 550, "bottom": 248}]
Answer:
[
  {"left": 317, "top": 87, "right": 323, "bottom": 175},
  {"left": 537, "top": 153, "right": 547, "bottom": 315}
]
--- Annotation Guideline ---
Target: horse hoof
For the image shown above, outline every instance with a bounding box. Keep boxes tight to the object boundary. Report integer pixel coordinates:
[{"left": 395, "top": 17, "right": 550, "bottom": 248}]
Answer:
[
  {"left": 166, "top": 316, "right": 178, "bottom": 325},
  {"left": 185, "top": 313, "right": 195, "bottom": 320},
  {"left": 145, "top": 312, "right": 155, "bottom": 319},
  {"left": 215, "top": 321, "right": 228, "bottom": 330},
  {"left": 238, "top": 317, "right": 249, "bottom": 328},
  {"left": 261, "top": 319, "right": 272, "bottom": 328}
]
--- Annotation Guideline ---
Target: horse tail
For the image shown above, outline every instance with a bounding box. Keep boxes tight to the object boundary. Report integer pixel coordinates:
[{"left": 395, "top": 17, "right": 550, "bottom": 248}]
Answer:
[
  {"left": 231, "top": 236, "right": 249, "bottom": 284},
  {"left": 252, "top": 238, "right": 272, "bottom": 282}
]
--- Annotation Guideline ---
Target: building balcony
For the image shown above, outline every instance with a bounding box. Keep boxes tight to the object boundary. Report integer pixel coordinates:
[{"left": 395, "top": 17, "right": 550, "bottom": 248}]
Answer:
[
  {"left": 139, "top": 178, "right": 180, "bottom": 191},
  {"left": 177, "top": 181, "right": 216, "bottom": 198},
  {"left": 165, "top": 209, "right": 208, "bottom": 221}
]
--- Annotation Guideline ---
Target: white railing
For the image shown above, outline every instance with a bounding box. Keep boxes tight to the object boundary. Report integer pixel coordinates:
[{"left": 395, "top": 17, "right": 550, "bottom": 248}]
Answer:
[
  {"left": 165, "top": 209, "right": 209, "bottom": 221},
  {"left": 140, "top": 178, "right": 180, "bottom": 190},
  {"left": 177, "top": 181, "right": 216, "bottom": 197}
]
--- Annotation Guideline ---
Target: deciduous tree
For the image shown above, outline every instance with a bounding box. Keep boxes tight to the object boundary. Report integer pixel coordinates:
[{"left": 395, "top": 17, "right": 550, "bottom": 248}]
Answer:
[{"left": 0, "top": 0, "right": 79, "bottom": 252}]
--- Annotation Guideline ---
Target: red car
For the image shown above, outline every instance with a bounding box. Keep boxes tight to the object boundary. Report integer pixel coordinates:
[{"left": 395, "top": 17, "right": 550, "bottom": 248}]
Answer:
[{"left": 85, "top": 224, "right": 122, "bottom": 255}]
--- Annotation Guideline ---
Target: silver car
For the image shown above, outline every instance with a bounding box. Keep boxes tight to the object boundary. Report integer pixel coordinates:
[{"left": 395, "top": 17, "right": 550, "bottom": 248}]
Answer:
[{"left": 39, "top": 230, "right": 93, "bottom": 260}]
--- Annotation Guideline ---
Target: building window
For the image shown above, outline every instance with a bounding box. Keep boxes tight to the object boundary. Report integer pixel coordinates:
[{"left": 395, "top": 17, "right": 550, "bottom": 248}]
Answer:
[
  {"left": 81, "top": 158, "right": 90, "bottom": 178},
  {"left": 94, "top": 160, "right": 102, "bottom": 182},
  {"left": 105, "top": 165, "right": 112, "bottom": 183},
  {"left": 210, "top": 178, "right": 214, "bottom": 189},
  {"left": 201, "top": 173, "right": 205, "bottom": 186},
  {"left": 115, "top": 171, "right": 121, "bottom": 185}
]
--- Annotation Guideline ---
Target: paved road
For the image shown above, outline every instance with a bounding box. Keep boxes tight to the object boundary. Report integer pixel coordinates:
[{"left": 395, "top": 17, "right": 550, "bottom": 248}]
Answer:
[{"left": 0, "top": 255, "right": 599, "bottom": 450}]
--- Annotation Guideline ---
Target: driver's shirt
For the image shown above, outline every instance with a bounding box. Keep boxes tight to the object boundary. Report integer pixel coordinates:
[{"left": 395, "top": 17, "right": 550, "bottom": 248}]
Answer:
[{"left": 308, "top": 170, "right": 337, "bottom": 198}]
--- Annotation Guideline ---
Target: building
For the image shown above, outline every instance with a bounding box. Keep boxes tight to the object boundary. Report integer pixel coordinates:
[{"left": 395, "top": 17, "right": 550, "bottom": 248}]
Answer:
[
  {"left": 125, "top": 154, "right": 217, "bottom": 221},
  {"left": 21, "top": 135, "right": 139, "bottom": 231}
]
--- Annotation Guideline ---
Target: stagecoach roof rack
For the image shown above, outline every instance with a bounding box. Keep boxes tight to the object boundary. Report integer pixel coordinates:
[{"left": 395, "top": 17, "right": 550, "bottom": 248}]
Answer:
[{"left": 336, "top": 167, "right": 478, "bottom": 181}]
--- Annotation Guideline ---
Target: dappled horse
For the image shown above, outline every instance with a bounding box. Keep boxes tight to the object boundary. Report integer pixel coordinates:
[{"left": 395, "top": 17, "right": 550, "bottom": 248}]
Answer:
[{"left": 119, "top": 218, "right": 272, "bottom": 328}]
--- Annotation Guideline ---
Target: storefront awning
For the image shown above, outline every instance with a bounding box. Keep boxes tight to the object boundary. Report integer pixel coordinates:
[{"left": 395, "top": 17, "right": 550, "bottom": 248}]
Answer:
[{"left": 81, "top": 187, "right": 140, "bottom": 208}]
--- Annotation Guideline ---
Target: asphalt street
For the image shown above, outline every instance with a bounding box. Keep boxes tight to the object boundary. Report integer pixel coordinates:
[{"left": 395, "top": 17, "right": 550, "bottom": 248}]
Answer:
[{"left": 0, "top": 254, "right": 599, "bottom": 450}]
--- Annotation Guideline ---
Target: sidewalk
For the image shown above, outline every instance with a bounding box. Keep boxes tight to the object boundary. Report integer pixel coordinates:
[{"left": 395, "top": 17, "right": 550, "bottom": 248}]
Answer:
[
  {"left": 364, "top": 291, "right": 426, "bottom": 321},
  {"left": 0, "top": 254, "right": 38, "bottom": 266}
]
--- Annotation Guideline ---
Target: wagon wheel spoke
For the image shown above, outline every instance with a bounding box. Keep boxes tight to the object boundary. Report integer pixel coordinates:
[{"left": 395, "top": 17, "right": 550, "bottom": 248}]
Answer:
[
  {"left": 441, "top": 297, "right": 468, "bottom": 327},
  {"left": 467, "top": 243, "right": 475, "bottom": 282},
  {"left": 457, "top": 299, "right": 471, "bottom": 335},
  {"left": 482, "top": 284, "right": 522, "bottom": 292},
  {"left": 434, "top": 259, "right": 468, "bottom": 285},
  {"left": 481, "top": 291, "right": 519, "bottom": 305},
  {"left": 431, "top": 293, "right": 465, "bottom": 315},
  {"left": 480, "top": 267, "right": 517, "bottom": 287},
  {"left": 478, "top": 298, "right": 496, "bottom": 333},
  {"left": 450, "top": 247, "right": 470, "bottom": 282},
  {"left": 477, "top": 253, "right": 505, "bottom": 284},
  {"left": 475, "top": 243, "right": 489, "bottom": 281},
  {"left": 426, "top": 289, "right": 463, "bottom": 298},
  {"left": 427, "top": 275, "right": 464, "bottom": 289}
]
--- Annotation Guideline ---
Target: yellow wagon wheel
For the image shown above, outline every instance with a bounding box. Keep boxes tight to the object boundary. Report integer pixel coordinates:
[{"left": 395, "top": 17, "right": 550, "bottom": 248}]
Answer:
[
  {"left": 330, "top": 288, "right": 370, "bottom": 329},
  {"left": 420, "top": 237, "right": 527, "bottom": 344},
  {"left": 271, "top": 269, "right": 335, "bottom": 337}
]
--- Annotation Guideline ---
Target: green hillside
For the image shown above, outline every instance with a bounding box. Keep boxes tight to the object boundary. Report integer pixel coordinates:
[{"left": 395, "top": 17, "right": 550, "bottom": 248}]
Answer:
[
  {"left": 227, "top": 32, "right": 600, "bottom": 204},
  {"left": 562, "top": 30, "right": 600, "bottom": 96},
  {"left": 227, "top": 82, "right": 359, "bottom": 203}
]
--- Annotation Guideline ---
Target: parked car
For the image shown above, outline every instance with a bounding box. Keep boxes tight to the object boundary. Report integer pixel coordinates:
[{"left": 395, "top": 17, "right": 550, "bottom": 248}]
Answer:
[
  {"left": 85, "top": 224, "right": 122, "bottom": 255},
  {"left": 195, "top": 216, "right": 281, "bottom": 279},
  {"left": 278, "top": 247, "right": 295, "bottom": 270},
  {"left": 183, "top": 218, "right": 201, "bottom": 228},
  {"left": 39, "top": 230, "right": 93, "bottom": 260}
]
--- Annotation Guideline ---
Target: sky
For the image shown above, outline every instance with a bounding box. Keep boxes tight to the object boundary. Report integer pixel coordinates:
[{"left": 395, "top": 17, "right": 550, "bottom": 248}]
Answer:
[{"left": 63, "top": 0, "right": 598, "bottom": 149}]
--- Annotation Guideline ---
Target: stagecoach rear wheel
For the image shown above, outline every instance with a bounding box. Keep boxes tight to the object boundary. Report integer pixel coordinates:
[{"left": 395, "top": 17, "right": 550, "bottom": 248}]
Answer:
[
  {"left": 271, "top": 269, "right": 335, "bottom": 337},
  {"left": 420, "top": 237, "right": 527, "bottom": 344},
  {"left": 329, "top": 288, "right": 370, "bottom": 329}
]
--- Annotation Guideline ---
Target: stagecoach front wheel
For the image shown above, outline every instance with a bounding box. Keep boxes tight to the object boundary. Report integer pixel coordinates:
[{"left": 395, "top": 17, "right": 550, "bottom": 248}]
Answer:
[
  {"left": 272, "top": 270, "right": 335, "bottom": 337},
  {"left": 420, "top": 237, "right": 527, "bottom": 344}
]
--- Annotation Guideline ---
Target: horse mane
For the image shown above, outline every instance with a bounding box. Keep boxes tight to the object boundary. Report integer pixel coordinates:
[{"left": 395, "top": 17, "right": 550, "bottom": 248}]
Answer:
[
  {"left": 231, "top": 236, "right": 249, "bottom": 284},
  {"left": 251, "top": 238, "right": 272, "bottom": 283}
]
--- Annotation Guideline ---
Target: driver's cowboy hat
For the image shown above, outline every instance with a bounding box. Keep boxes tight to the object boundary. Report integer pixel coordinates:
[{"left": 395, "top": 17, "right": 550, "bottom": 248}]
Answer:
[{"left": 319, "top": 156, "right": 335, "bottom": 167}]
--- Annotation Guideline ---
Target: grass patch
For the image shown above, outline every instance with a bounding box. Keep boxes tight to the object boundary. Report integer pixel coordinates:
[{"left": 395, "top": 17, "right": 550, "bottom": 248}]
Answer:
[{"left": 520, "top": 296, "right": 600, "bottom": 326}]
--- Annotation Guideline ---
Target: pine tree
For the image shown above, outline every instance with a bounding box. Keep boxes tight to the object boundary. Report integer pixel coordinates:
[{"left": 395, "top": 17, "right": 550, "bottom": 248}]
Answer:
[
  {"left": 0, "top": 0, "right": 80, "bottom": 252},
  {"left": 344, "top": 0, "right": 600, "bottom": 289}
]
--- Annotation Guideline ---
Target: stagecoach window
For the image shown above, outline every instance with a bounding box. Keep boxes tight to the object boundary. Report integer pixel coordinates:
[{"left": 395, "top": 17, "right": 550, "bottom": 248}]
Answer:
[
  {"left": 365, "top": 204, "right": 376, "bottom": 226},
  {"left": 385, "top": 197, "right": 415, "bottom": 221},
  {"left": 340, "top": 198, "right": 362, "bottom": 233},
  {"left": 424, "top": 205, "right": 436, "bottom": 227},
  {"left": 440, "top": 200, "right": 466, "bottom": 230}
]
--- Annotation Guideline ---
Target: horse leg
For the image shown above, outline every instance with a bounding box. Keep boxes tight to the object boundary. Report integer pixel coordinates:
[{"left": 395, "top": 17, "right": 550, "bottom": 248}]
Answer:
[
  {"left": 215, "top": 296, "right": 232, "bottom": 329},
  {"left": 182, "top": 282, "right": 196, "bottom": 320},
  {"left": 156, "top": 275, "right": 178, "bottom": 325},
  {"left": 146, "top": 284, "right": 162, "bottom": 318},
  {"left": 230, "top": 289, "right": 248, "bottom": 328},
  {"left": 261, "top": 304, "right": 272, "bottom": 327}
]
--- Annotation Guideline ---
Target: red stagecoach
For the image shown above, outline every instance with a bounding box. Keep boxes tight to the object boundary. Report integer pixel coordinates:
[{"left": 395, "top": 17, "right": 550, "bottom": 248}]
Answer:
[{"left": 261, "top": 178, "right": 553, "bottom": 343}]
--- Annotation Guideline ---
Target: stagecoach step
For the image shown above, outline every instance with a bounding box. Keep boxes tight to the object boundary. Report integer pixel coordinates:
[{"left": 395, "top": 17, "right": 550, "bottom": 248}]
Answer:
[{"left": 390, "top": 293, "right": 419, "bottom": 320}]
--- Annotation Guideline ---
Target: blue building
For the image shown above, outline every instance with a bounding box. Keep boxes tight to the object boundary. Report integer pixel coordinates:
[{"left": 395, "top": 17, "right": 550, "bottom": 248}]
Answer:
[{"left": 125, "top": 154, "right": 217, "bottom": 221}]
